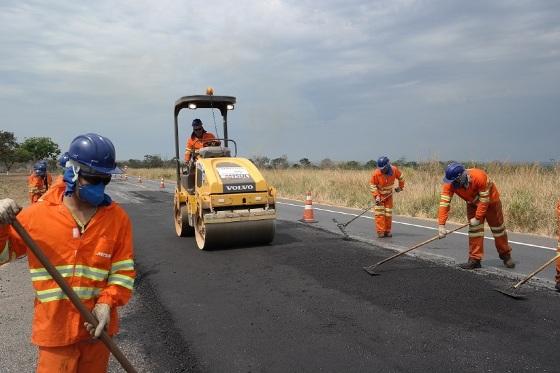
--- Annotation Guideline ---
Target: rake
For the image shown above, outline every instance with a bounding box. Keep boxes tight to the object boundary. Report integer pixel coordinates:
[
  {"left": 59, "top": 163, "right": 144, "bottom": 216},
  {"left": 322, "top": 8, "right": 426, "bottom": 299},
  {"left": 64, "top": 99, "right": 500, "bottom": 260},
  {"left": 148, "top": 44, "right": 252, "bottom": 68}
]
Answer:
[
  {"left": 494, "top": 254, "right": 560, "bottom": 300},
  {"left": 363, "top": 223, "right": 469, "bottom": 276},
  {"left": 333, "top": 193, "right": 392, "bottom": 240}
]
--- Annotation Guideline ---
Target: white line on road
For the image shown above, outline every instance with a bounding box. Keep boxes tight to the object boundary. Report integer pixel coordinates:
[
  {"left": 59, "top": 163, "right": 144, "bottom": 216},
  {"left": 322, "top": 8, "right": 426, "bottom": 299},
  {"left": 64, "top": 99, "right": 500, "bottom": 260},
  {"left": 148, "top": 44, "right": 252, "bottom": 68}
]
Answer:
[{"left": 278, "top": 201, "right": 556, "bottom": 252}]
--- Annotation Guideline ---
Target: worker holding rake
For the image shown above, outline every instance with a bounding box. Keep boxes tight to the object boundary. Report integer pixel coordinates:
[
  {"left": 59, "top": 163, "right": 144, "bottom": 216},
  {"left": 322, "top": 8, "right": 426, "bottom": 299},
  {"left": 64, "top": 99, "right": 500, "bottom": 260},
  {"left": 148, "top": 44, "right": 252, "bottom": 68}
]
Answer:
[
  {"left": 0, "top": 133, "right": 135, "bottom": 372},
  {"left": 369, "top": 156, "right": 405, "bottom": 238},
  {"left": 438, "top": 162, "right": 515, "bottom": 270}
]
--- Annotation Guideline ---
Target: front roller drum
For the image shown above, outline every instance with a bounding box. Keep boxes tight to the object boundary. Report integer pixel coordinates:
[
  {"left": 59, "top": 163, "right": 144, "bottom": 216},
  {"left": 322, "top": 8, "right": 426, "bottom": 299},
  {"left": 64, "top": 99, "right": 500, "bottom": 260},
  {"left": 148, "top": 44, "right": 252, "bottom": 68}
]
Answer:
[
  {"left": 174, "top": 204, "right": 194, "bottom": 237},
  {"left": 194, "top": 217, "right": 275, "bottom": 250}
]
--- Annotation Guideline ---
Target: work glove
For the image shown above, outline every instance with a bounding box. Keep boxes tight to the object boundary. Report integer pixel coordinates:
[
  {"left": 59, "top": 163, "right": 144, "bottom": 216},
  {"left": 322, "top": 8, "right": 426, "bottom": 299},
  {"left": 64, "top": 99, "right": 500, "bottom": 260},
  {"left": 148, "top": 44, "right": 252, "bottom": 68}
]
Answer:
[
  {"left": 470, "top": 217, "right": 481, "bottom": 226},
  {"left": 438, "top": 225, "right": 447, "bottom": 239},
  {"left": 375, "top": 196, "right": 381, "bottom": 205},
  {"left": 0, "top": 199, "right": 21, "bottom": 225},
  {"left": 85, "top": 303, "right": 111, "bottom": 338},
  {"left": 394, "top": 187, "right": 402, "bottom": 193}
]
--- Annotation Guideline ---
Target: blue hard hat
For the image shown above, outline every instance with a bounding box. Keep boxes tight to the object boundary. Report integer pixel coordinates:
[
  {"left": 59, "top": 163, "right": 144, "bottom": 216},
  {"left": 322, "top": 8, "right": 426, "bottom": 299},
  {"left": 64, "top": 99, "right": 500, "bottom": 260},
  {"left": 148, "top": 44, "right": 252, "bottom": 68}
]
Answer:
[
  {"left": 377, "top": 156, "right": 390, "bottom": 169},
  {"left": 33, "top": 161, "right": 47, "bottom": 173},
  {"left": 67, "top": 133, "right": 117, "bottom": 175},
  {"left": 443, "top": 162, "right": 465, "bottom": 183},
  {"left": 58, "top": 152, "right": 70, "bottom": 168}
]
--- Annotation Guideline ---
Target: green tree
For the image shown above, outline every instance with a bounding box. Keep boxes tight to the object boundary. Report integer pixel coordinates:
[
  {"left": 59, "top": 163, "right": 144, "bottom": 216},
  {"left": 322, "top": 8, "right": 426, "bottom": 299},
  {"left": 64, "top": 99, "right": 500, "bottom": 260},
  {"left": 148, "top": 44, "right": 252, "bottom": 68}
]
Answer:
[
  {"left": 20, "top": 137, "right": 61, "bottom": 162},
  {"left": 299, "top": 158, "right": 312, "bottom": 168},
  {"left": 0, "top": 131, "right": 18, "bottom": 171},
  {"left": 143, "top": 154, "right": 164, "bottom": 168}
]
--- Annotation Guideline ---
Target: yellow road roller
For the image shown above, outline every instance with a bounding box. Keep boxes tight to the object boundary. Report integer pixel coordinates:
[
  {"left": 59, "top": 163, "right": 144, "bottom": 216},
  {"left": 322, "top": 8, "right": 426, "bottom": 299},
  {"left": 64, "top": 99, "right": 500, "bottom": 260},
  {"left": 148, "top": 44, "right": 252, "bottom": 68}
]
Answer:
[{"left": 173, "top": 89, "right": 276, "bottom": 249}]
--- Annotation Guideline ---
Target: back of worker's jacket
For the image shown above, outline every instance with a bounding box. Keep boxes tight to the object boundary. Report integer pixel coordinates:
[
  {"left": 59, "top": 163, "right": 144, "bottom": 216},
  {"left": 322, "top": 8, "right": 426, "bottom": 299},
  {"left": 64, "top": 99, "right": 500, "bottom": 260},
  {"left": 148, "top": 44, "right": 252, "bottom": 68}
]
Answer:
[
  {"left": 28, "top": 173, "right": 53, "bottom": 194},
  {"left": 369, "top": 165, "right": 405, "bottom": 197},
  {"left": 438, "top": 168, "right": 500, "bottom": 225},
  {"left": 0, "top": 181, "right": 135, "bottom": 347}
]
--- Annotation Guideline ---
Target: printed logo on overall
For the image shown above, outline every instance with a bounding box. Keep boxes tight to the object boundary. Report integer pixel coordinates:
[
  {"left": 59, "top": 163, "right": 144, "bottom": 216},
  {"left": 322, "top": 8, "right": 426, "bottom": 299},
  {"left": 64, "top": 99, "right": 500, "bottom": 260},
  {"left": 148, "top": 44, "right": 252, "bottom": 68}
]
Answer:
[{"left": 96, "top": 252, "right": 112, "bottom": 258}]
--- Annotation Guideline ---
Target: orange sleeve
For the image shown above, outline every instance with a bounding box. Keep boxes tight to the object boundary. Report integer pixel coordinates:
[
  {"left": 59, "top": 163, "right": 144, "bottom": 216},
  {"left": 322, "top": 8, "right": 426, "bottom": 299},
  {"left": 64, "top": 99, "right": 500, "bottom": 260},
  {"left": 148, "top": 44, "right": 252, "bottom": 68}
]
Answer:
[
  {"left": 474, "top": 172, "right": 491, "bottom": 221},
  {"left": 395, "top": 167, "right": 405, "bottom": 189},
  {"left": 369, "top": 172, "right": 379, "bottom": 197},
  {"left": 97, "top": 212, "right": 135, "bottom": 308},
  {"left": 438, "top": 183, "right": 454, "bottom": 225},
  {"left": 185, "top": 137, "right": 193, "bottom": 161}
]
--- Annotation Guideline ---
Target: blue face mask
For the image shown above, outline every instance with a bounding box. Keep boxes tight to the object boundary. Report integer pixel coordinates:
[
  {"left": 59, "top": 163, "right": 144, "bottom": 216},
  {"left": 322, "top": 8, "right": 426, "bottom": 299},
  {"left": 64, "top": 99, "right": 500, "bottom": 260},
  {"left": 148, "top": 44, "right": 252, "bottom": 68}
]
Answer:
[{"left": 78, "top": 182, "right": 106, "bottom": 206}]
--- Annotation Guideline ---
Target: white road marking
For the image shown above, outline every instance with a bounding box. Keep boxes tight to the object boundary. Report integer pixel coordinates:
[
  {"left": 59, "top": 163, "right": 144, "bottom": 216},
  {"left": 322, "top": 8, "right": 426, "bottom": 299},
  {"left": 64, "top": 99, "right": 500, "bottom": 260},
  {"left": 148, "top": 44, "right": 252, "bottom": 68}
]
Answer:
[{"left": 277, "top": 201, "right": 556, "bottom": 252}]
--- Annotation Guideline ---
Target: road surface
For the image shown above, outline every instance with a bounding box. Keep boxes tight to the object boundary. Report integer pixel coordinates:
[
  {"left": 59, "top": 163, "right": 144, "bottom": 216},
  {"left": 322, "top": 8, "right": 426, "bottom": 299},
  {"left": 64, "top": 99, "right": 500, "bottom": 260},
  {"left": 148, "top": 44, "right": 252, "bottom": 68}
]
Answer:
[{"left": 1, "top": 176, "right": 559, "bottom": 372}]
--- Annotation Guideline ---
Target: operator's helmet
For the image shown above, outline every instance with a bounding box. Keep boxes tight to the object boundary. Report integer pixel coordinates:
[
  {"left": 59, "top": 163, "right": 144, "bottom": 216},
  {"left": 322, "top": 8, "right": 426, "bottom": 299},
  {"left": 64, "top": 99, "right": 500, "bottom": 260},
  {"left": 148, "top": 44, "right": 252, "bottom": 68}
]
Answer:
[
  {"left": 377, "top": 156, "right": 391, "bottom": 173},
  {"left": 192, "top": 118, "right": 203, "bottom": 127},
  {"left": 33, "top": 161, "right": 47, "bottom": 176},
  {"left": 442, "top": 162, "right": 466, "bottom": 184},
  {"left": 67, "top": 133, "right": 117, "bottom": 176}
]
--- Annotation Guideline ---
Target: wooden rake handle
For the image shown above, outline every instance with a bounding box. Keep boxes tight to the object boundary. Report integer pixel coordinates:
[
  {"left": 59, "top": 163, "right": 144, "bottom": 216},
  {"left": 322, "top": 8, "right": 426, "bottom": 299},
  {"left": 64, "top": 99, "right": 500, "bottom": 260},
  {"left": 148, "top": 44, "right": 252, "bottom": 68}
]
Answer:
[
  {"left": 365, "top": 222, "right": 469, "bottom": 271},
  {"left": 513, "top": 254, "right": 560, "bottom": 289},
  {"left": 12, "top": 220, "right": 137, "bottom": 373}
]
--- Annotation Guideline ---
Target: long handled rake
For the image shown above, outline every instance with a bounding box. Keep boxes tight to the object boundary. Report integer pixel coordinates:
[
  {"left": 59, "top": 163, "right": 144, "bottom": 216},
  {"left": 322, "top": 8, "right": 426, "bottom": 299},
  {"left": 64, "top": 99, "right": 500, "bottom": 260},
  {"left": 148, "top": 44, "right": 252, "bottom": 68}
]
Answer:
[
  {"left": 12, "top": 220, "right": 137, "bottom": 373},
  {"left": 494, "top": 254, "right": 560, "bottom": 300},
  {"left": 363, "top": 223, "right": 469, "bottom": 276},
  {"left": 333, "top": 193, "right": 393, "bottom": 240}
]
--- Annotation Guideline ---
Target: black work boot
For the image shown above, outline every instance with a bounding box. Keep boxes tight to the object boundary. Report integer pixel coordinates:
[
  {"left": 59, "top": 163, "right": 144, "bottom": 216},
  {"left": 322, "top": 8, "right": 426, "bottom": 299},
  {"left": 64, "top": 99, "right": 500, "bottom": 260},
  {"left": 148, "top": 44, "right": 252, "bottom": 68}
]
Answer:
[
  {"left": 384, "top": 232, "right": 392, "bottom": 237},
  {"left": 458, "top": 258, "right": 481, "bottom": 270},
  {"left": 500, "top": 254, "right": 515, "bottom": 269}
]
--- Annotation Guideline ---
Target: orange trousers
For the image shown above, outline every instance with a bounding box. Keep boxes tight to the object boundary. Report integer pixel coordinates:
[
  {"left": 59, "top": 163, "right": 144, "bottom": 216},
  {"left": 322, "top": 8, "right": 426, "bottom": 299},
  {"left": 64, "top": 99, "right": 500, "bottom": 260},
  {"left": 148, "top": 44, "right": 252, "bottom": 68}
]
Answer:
[
  {"left": 37, "top": 339, "right": 110, "bottom": 373},
  {"left": 466, "top": 200, "right": 512, "bottom": 261},
  {"left": 373, "top": 195, "right": 393, "bottom": 234}
]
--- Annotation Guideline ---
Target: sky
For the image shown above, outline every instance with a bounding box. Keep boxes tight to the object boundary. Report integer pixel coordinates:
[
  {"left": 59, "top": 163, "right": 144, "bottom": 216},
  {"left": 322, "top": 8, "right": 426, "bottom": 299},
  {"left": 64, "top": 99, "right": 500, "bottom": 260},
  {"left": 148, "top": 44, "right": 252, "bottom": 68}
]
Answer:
[{"left": 1, "top": 0, "right": 559, "bottom": 163}]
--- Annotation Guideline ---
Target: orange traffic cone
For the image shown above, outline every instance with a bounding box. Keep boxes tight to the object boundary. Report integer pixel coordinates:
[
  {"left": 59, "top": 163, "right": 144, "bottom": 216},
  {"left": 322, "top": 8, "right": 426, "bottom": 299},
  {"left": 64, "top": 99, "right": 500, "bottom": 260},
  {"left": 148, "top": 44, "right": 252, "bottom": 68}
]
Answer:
[
  {"left": 299, "top": 191, "right": 317, "bottom": 223},
  {"left": 137, "top": 175, "right": 142, "bottom": 183},
  {"left": 160, "top": 177, "right": 165, "bottom": 189}
]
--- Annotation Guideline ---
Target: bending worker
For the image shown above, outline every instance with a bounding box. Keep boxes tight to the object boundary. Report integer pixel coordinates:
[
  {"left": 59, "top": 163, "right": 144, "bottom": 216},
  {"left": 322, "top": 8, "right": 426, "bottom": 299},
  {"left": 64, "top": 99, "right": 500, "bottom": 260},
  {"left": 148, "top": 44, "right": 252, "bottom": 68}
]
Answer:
[
  {"left": 184, "top": 118, "right": 220, "bottom": 162},
  {"left": 369, "top": 156, "right": 405, "bottom": 238},
  {"left": 28, "top": 160, "right": 53, "bottom": 204},
  {"left": 0, "top": 133, "right": 135, "bottom": 372},
  {"left": 438, "top": 162, "right": 515, "bottom": 270}
]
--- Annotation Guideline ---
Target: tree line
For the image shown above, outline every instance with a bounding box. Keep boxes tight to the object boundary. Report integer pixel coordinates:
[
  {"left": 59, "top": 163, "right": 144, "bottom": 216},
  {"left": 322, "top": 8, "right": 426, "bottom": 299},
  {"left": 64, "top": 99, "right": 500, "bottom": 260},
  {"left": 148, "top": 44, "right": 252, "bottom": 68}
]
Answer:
[{"left": 0, "top": 131, "right": 61, "bottom": 172}]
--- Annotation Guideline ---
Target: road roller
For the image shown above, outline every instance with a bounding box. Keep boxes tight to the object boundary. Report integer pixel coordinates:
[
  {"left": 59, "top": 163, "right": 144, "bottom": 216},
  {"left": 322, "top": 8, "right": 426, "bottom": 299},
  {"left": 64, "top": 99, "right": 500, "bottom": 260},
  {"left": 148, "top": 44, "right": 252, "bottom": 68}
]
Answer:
[{"left": 173, "top": 89, "right": 276, "bottom": 250}]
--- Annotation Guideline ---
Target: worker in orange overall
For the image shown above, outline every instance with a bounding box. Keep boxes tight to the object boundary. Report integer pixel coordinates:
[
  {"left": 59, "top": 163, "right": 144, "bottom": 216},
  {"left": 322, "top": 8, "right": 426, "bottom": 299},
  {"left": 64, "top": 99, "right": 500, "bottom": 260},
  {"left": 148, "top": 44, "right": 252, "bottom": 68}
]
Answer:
[
  {"left": 28, "top": 160, "right": 53, "bottom": 204},
  {"left": 184, "top": 118, "right": 220, "bottom": 162},
  {"left": 0, "top": 133, "right": 135, "bottom": 372},
  {"left": 438, "top": 162, "right": 515, "bottom": 270},
  {"left": 556, "top": 201, "right": 560, "bottom": 292},
  {"left": 369, "top": 156, "right": 405, "bottom": 238}
]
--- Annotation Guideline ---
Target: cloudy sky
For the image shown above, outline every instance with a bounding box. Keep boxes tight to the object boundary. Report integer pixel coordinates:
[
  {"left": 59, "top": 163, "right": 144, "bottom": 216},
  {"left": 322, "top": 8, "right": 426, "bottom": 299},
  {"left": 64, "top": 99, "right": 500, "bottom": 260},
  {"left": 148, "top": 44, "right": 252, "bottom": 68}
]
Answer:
[{"left": 1, "top": 0, "right": 559, "bottom": 163}]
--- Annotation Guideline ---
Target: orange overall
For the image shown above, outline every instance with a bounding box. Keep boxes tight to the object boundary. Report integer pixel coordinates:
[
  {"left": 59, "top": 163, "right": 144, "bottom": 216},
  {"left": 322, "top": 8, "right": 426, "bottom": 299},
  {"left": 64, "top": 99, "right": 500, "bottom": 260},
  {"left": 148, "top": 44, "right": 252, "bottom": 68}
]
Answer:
[
  {"left": 438, "top": 168, "right": 512, "bottom": 261},
  {"left": 184, "top": 131, "right": 218, "bottom": 161},
  {"left": 0, "top": 181, "right": 135, "bottom": 372},
  {"left": 28, "top": 173, "right": 53, "bottom": 204},
  {"left": 369, "top": 165, "right": 405, "bottom": 235}
]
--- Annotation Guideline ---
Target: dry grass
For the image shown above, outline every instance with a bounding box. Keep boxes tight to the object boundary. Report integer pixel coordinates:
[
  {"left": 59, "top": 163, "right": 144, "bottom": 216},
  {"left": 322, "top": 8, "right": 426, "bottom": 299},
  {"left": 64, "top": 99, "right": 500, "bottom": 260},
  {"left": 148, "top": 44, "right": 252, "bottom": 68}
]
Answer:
[
  {"left": 0, "top": 173, "right": 31, "bottom": 207},
  {"left": 125, "top": 164, "right": 560, "bottom": 237}
]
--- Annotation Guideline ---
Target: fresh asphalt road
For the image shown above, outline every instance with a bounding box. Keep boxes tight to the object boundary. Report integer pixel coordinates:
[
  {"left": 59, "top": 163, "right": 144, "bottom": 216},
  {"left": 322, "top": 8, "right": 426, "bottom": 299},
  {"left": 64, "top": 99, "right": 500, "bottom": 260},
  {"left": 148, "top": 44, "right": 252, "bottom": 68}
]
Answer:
[{"left": 2, "top": 177, "right": 560, "bottom": 372}]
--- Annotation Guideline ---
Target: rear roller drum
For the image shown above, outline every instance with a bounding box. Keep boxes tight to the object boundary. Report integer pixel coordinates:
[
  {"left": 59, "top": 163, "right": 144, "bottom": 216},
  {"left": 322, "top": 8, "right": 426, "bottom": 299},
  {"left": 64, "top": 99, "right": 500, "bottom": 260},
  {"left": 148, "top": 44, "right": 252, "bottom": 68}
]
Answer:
[{"left": 174, "top": 204, "right": 194, "bottom": 237}]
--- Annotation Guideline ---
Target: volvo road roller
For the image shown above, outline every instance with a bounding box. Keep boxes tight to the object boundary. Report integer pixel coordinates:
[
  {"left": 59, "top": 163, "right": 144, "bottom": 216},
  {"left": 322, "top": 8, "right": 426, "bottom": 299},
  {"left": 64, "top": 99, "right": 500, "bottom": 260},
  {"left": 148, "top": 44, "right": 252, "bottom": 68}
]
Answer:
[{"left": 173, "top": 88, "right": 276, "bottom": 250}]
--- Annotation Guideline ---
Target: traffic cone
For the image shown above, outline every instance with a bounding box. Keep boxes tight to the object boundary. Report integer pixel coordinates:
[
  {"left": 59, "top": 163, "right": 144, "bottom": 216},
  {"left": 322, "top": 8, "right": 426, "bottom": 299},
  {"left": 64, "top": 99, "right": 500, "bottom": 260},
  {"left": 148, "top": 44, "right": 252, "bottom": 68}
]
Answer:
[
  {"left": 299, "top": 191, "right": 317, "bottom": 223},
  {"left": 137, "top": 175, "right": 142, "bottom": 183},
  {"left": 160, "top": 177, "right": 165, "bottom": 189}
]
